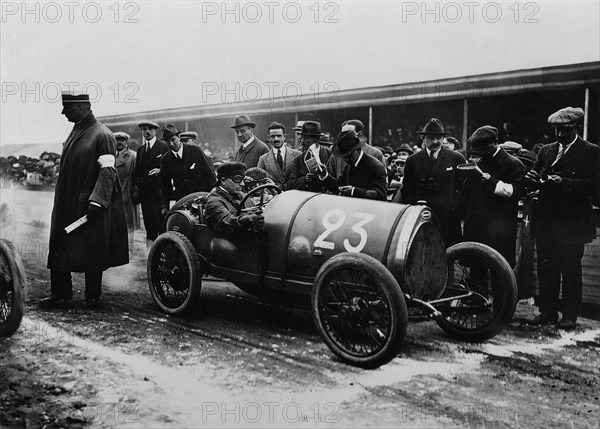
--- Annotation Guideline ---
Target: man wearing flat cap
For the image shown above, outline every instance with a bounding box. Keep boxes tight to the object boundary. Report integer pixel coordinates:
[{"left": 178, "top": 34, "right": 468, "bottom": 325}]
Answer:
[
  {"left": 159, "top": 124, "right": 217, "bottom": 216},
  {"left": 458, "top": 126, "right": 525, "bottom": 266},
  {"left": 402, "top": 118, "right": 466, "bottom": 247},
  {"left": 232, "top": 115, "right": 269, "bottom": 169},
  {"left": 325, "top": 119, "right": 387, "bottom": 185},
  {"left": 134, "top": 119, "right": 169, "bottom": 247},
  {"left": 285, "top": 121, "right": 332, "bottom": 192},
  {"left": 205, "top": 162, "right": 265, "bottom": 234},
  {"left": 41, "top": 93, "right": 128, "bottom": 309},
  {"left": 525, "top": 107, "right": 600, "bottom": 329},
  {"left": 319, "top": 129, "right": 387, "bottom": 200},
  {"left": 114, "top": 131, "right": 138, "bottom": 251}
]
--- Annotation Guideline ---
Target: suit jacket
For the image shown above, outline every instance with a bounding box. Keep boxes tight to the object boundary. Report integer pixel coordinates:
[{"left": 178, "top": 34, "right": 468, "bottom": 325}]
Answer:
[
  {"left": 322, "top": 152, "right": 387, "bottom": 200},
  {"left": 402, "top": 146, "right": 466, "bottom": 246},
  {"left": 284, "top": 145, "right": 332, "bottom": 192},
  {"left": 531, "top": 137, "right": 600, "bottom": 243},
  {"left": 116, "top": 148, "right": 137, "bottom": 231},
  {"left": 234, "top": 137, "right": 270, "bottom": 169},
  {"left": 134, "top": 138, "right": 169, "bottom": 198},
  {"left": 326, "top": 143, "right": 387, "bottom": 182},
  {"left": 159, "top": 144, "right": 217, "bottom": 210},
  {"left": 459, "top": 148, "right": 525, "bottom": 266},
  {"left": 257, "top": 145, "right": 301, "bottom": 187}
]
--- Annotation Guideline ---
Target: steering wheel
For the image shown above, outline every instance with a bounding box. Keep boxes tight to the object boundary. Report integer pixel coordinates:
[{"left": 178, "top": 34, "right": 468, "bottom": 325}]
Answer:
[{"left": 237, "top": 184, "right": 282, "bottom": 215}]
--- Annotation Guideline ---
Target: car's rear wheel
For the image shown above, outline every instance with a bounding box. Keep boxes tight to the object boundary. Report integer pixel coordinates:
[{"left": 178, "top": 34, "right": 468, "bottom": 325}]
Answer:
[
  {"left": 312, "top": 253, "right": 407, "bottom": 369},
  {"left": 0, "top": 238, "right": 27, "bottom": 338},
  {"left": 435, "top": 242, "right": 517, "bottom": 341},
  {"left": 148, "top": 231, "right": 201, "bottom": 315}
]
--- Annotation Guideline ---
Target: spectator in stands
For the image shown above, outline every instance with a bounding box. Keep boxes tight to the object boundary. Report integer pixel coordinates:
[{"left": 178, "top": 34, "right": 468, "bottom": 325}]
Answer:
[
  {"left": 114, "top": 131, "right": 138, "bottom": 252},
  {"left": 525, "top": 107, "right": 600, "bottom": 329},
  {"left": 232, "top": 115, "right": 269, "bottom": 168},
  {"left": 402, "top": 118, "right": 466, "bottom": 247},
  {"left": 134, "top": 120, "right": 169, "bottom": 247},
  {"left": 205, "top": 162, "right": 265, "bottom": 234},
  {"left": 257, "top": 122, "right": 301, "bottom": 188}
]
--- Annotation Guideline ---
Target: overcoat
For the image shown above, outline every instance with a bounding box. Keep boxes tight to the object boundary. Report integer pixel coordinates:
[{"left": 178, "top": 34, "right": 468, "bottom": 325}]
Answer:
[
  {"left": 459, "top": 148, "right": 525, "bottom": 266},
  {"left": 234, "top": 137, "right": 270, "bottom": 169},
  {"left": 47, "top": 112, "right": 128, "bottom": 272},
  {"left": 402, "top": 147, "right": 466, "bottom": 246},
  {"left": 322, "top": 152, "right": 388, "bottom": 200},
  {"left": 532, "top": 137, "right": 600, "bottom": 244},
  {"left": 284, "top": 146, "right": 332, "bottom": 192},
  {"left": 159, "top": 144, "right": 217, "bottom": 210},
  {"left": 116, "top": 148, "right": 137, "bottom": 231}
]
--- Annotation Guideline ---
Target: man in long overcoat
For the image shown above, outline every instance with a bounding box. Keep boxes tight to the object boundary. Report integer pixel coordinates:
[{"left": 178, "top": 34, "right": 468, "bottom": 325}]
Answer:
[
  {"left": 525, "top": 107, "right": 600, "bottom": 329},
  {"left": 114, "top": 131, "right": 138, "bottom": 251},
  {"left": 402, "top": 118, "right": 466, "bottom": 247},
  {"left": 41, "top": 93, "right": 128, "bottom": 309},
  {"left": 458, "top": 126, "right": 525, "bottom": 266}
]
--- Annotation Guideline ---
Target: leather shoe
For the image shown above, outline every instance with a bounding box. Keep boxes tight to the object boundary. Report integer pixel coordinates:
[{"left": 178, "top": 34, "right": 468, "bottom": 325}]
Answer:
[
  {"left": 557, "top": 318, "right": 576, "bottom": 330},
  {"left": 526, "top": 312, "right": 558, "bottom": 325},
  {"left": 80, "top": 298, "right": 101, "bottom": 310},
  {"left": 38, "top": 295, "right": 72, "bottom": 309}
]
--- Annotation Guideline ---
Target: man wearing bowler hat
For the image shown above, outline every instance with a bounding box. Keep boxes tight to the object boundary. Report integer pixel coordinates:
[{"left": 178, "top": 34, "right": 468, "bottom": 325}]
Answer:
[
  {"left": 525, "top": 107, "right": 600, "bottom": 329},
  {"left": 41, "top": 93, "right": 128, "bottom": 309},
  {"left": 319, "top": 129, "right": 387, "bottom": 200},
  {"left": 232, "top": 115, "right": 269, "bottom": 169},
  {"left": 159, "top": 124, "right": 217, "bottom": 216},
  {"left": 325, "top": 119, "right": 386, "bottom": 184},
  {"left": 134, "top": 119, "right": 169, "bottom": 247},
  {"left": 402, "top": 118, "right": 466, "bottom": 247},
  {"left": 458, "top": 126, "right": 525, "bottom": 266},
  {"left": 285, "top": 121, "right": 331, "bottom": 192}
]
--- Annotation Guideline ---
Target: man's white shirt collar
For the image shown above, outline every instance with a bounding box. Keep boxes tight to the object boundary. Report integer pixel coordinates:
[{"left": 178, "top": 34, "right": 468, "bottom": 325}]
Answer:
[
  {"left": 273, "top": 145, "right": 286, "bottom": 158},
  {"left": 242, "top": 135, "right": 255, "bottom": 150},
  {"left": 172, "top": 145, "right": 183, "bottom": 158},
  {"left": 146, "top": 136, "right": 157, "bottom": 149}
]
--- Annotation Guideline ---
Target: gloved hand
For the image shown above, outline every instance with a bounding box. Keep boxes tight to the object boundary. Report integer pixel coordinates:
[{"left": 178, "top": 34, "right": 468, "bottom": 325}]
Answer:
[
  {"left": 252, "top": 213, "right": 265, "bottom": 230},
  {"left": 238, "top": 213, "right": 265, "bottom": 230},
  {"left": 87, "top": 203, "right": 104, "bottom": 220}
]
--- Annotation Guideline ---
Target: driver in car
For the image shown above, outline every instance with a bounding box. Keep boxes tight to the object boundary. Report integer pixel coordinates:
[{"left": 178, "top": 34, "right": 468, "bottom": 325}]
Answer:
[{"left": 205, "top": 162, "right": 265, "bottom": 234}]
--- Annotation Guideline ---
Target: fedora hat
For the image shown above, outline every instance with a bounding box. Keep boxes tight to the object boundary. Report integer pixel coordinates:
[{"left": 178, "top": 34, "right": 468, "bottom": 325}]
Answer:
[
  {"left": 299, "top": 121, "right": 323, "bottom": 138},
  {"left": 162, "top": 123, "right": 181, "bottom": 141},
  {"left": 417, "top": 118, "right": 449, "bottom": 136},
  {"left": 332, "top": 129, "right": 363, "bottom": 158},
  {"left": 231, "top": 115, "right": 256, "bottom": 129}
]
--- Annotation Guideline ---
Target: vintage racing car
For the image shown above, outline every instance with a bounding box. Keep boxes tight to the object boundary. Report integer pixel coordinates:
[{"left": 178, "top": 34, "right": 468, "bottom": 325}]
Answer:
[
  {"left": 0, "top": 238, "right": 27, "bottom": 338},
  {"left": 148, "top": 185, "right": 517, "bottom": 368}
]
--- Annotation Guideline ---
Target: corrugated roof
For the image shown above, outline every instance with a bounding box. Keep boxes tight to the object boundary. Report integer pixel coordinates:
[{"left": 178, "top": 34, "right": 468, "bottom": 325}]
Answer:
[{"left": 0, "top": 143, "right": 63, "bottom": 158}]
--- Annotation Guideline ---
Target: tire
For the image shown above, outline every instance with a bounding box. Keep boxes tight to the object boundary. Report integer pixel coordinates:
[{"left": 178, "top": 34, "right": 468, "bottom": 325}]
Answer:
[
  {"left": 147, "top": 231, "right": 202, "bottom": 315},
  {"left": 436, "top": 242, "right": 517, "bottom": 341},
  {"left": 0, "top": 239, "right": 27, "bottom": 338},
  {"left": 312, "top": 253, "right": 408, "bottom": 369}
]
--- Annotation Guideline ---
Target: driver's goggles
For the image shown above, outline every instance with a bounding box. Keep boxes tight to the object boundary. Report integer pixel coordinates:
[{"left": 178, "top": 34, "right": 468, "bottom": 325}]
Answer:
[{"left": 230, "top": 175, "right": 245, "bottom": 183}]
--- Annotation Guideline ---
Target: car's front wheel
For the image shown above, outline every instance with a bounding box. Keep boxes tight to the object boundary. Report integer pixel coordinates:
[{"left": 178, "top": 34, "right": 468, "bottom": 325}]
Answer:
[
  {"left": 0, "top": 239, "right": 27, "bottom": 338},
  {"left": 312, "top": 253, "right": 408, "bottom": 369},
  {"left": 148, "top": 231, "right": 201, "bottom": 315}
]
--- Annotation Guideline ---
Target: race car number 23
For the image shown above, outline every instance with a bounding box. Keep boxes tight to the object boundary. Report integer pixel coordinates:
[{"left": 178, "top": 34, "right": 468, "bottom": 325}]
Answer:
[{"left": 314, "top": 209, "right": 376, "bottom": 253}]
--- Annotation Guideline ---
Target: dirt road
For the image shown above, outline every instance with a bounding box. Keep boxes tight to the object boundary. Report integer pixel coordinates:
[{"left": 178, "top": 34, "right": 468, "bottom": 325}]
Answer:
[{"left": 1, "top": 189, "right": 599, "bottom": 428}]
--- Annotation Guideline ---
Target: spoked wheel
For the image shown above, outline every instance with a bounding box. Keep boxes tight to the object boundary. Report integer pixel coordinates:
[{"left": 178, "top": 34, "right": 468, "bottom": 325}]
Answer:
[
  {"left": 147, "top": 232, "right": 201, "bottom": 315},
  {"left": 312, "top": 253, "right": 407, "bottom": 369},
  {"left": 0, "top": 239, "right": 27, "bottom": 338},
  {"left": 435, "top": 242, "right": 517, "bottom": 341}
]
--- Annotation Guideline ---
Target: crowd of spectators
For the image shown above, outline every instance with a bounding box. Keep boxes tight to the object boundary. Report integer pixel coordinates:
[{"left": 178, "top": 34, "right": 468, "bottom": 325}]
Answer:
[{"left": 0, "top": 151, "right": 61, "bottom": 187}]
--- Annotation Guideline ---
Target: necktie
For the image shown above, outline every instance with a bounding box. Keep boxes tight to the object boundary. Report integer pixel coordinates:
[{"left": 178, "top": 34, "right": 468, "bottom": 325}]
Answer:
[
  {"left": 552, "top": 144, "right": 566, "bottom": 167},
  {"left": 277, "top": 149, "right": 284, "bottom": 169},
  {"left": 430, "top": 151, "right": 436, "bottom": 164}
]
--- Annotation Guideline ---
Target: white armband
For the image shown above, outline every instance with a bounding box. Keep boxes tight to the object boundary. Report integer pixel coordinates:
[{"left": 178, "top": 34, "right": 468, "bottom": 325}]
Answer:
[
  {"left": 97, "top": 154, "right": 115, "bottom": 168},
  {"left": 494, "top": 180, "right": 513, "bottom": 198}
]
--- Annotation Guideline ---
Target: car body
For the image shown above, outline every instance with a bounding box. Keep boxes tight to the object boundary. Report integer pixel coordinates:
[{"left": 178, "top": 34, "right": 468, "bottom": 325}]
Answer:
[{"left": 148, "top": 186, "right": 517, "bottom": 368}]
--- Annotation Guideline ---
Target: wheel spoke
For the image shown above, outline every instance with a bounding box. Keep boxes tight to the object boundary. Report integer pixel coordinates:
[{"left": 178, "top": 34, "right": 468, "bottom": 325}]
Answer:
[
  {"left": 0, "top": 251, "right": 14, "bottom": 323},
  {"left": 151, "top": 242, "right": 190, "bottom": 309}
]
